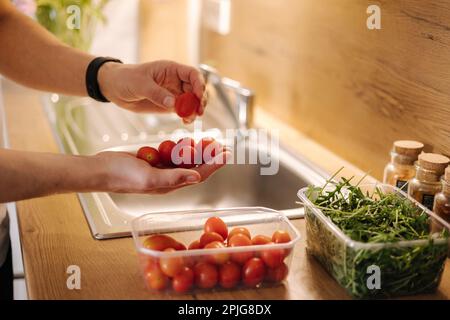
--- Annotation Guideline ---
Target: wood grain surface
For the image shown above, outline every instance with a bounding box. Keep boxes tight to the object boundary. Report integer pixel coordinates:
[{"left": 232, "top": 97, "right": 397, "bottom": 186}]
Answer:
[
  {"left": 3, "top": 80, "right": 449, "bottom": 299},
  {"left": 200, "top": 0, "right": 450, "bottom": 179}
]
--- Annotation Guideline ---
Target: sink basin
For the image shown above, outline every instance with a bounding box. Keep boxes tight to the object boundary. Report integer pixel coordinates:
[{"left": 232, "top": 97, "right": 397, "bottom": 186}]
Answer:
[{"left": 43, "top": 96, "right": 326, "bottom": 239}]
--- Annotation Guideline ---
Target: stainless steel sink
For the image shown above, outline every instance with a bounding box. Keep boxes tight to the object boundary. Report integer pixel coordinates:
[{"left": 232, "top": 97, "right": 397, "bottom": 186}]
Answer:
[{"left": 43, "top": 85, "right": 326, "bottom": 239}]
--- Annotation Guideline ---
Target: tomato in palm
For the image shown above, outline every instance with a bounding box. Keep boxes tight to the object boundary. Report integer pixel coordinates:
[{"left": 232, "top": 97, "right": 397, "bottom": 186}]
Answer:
[
  {"left": 137, "top": 146, "right": 160, "bottom": 166},
  {"left": 194, "top": 262, "right": 218, "bottom": 289},
  {"left": 145, "top": 264, "right": 169, "bottom": 291},
  {"left": 172, "top": 143, "right": 198, "bottom": 169},
  {"left": 159, "top": 248, "right": 185, "bottom": 277},
  {"left": 200, "top": 232, "right": 224, "bottom": 248},
  {"left": 196, "top": 137, "right": 218, "bottom": 163},
  {"left": 202, "top": 140, "right": 224, "bottom": 164},
  {"left": 260, "top": 244, "right": 285, "bottom": 268},
  {"left": 188, "top": 240, "right": 201, "bottom": 250},
  {"left": 266, "top": 263, "right": 288, "bottom": 283},
  {"left": 228, "top": 233, "right": 253, "bottom": 264},
  {"left": 272, "top": 230, "right": 291, "bottom": 244},
  {"left": 251, "top": 235, "right": 272, "bottom": 246},
  {"left": 204, "top": 217, "right": 228, "bottom": 240},
  {"left": 228, "top": 227, "right": 251, "bottom": 242},
  {"left": 175, "top": 92, "right": 199, "bottom": 118},
  {"left": 242, "top": 257, "right": 266, "bottom": 287},
  {"left": 204, "top": 241, "right": 229, "bottom": 265},
  {"left": 158, "top": 140, "right": 176, "bottom": 167},
  {"left": 143, "top": 235, "right": 179, "bottom": 251},
  {"left": 172, "top": 266, "right": 194, "bottom": 293},
  {"left": 219, "top": 261, "right": 241, "bottom": 289}
]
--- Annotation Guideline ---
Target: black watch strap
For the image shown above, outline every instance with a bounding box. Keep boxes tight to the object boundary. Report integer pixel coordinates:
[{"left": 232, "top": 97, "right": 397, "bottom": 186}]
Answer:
[{"left": 85, "top": 57, "right": 123, "bottom": 102}]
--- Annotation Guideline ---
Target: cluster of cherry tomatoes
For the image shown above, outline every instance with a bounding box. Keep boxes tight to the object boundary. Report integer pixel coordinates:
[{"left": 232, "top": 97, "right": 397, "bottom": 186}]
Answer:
[
  {"left": 141, "top": 217, "right": 292, "bottom": 293},
  {"left": 136, "top": 137, "right": 224, "bottom": 169}
]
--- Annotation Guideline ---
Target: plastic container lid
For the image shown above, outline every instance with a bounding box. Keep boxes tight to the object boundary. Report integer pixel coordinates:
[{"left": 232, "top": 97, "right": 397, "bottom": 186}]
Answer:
[
  {"left": 418, "top": 153, "right": 450, "bottom": 173},
  {"left": 393, "top": 140, "right": 424, "bottom": 156}
]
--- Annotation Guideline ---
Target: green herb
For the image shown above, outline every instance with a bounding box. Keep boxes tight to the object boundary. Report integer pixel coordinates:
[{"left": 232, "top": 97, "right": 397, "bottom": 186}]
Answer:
[{"left": 302, "top": 172, "right": 449, "bottom": 299}]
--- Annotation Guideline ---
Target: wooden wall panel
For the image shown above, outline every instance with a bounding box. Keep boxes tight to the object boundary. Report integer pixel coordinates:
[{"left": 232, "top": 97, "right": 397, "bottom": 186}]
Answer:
[
  {"left": 139, "top": 0, "right": 189, "bottom": 64},
  {"left": 199, "top": 0, "right": 450, "bottom": 179}
]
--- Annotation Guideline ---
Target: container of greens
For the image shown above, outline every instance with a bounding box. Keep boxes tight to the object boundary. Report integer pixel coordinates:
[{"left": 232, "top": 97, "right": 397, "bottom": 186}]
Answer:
[{"left": 297, "top": 174, "right": 449, "bottom": 299}]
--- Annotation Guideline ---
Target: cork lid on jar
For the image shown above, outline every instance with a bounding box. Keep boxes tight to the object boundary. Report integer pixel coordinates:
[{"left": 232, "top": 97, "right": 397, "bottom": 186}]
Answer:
[
  {"left": 393, "top": 140, "right": 424, "bottom": 157},
  {"left": 418, "top": 153, "right": 450, "bottom": 174},
  {"left": 445, "top": 166, "right": 450, "bottom": 182}
]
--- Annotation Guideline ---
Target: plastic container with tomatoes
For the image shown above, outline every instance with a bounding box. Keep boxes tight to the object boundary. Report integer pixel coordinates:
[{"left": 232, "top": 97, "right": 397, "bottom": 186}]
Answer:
[{"left": 131, "top": 207, "right": 300, "bottom": 294}]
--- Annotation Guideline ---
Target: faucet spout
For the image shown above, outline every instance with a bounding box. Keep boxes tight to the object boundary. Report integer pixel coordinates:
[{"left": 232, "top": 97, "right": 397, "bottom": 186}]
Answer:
[{"left": 199, "top": 64, "right": 254, "bottom": 134}]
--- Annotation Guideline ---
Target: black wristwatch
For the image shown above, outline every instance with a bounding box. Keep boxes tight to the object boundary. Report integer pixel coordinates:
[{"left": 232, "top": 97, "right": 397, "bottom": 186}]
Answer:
[{"left": 85, "top": 57, "right": 123, "bottom": 102}]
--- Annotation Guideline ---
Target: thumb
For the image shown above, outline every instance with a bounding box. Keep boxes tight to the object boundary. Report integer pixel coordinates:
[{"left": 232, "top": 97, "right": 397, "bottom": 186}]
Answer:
[
  {"left": 155, "top": 168, "right": 201, "bottom": 188},
  {"left": 141, "top": 82, "right": 176, "bottom": 110}
]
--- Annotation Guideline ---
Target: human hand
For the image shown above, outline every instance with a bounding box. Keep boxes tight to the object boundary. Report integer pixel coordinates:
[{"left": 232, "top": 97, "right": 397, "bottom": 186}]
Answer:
[
  {"left": 98, "top": 60, "right": 207, "bottom": 124},
  {"left": 94, "top": 150, "right": 230, "bottom": 195}
]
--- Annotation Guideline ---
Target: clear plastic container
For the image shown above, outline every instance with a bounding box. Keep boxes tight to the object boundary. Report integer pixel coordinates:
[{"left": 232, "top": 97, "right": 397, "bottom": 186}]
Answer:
[
  {"left": 131, "top": 207, "right": 300, "bottom": 294},
  {"left": 298, "top": 184, "right": 449, "bottom": 299}
]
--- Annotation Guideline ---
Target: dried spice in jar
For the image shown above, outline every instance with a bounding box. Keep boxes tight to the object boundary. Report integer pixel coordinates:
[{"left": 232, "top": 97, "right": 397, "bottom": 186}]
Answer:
[
  {"left": 408, "top": 153, "right": 450, "bottom": 211},
  {"left": 433, "top": 167, "right": 450, "bottom": 223},
  {"left": 383, "top": 140, "right": 424, "bottom": 190}
]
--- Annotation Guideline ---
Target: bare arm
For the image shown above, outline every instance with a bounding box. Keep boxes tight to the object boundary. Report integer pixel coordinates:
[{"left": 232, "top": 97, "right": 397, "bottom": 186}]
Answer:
[
  {"left": 0, "top": 0, "right": 91, "bottom": 96},
  {"left": 0, "top": 148, "right": 229, "bottom": 203}
]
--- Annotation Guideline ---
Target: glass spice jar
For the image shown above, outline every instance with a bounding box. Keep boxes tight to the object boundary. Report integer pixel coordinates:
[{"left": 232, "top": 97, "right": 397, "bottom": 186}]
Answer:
[
  {"left": 408, "top": 153, "right": 450, "bottom": 211},
  {"left": 383, "top": 140, "right": 424, "bottom": 190},
  {"left": 433, "top": 167, "right": 450, "bottom": 223}
]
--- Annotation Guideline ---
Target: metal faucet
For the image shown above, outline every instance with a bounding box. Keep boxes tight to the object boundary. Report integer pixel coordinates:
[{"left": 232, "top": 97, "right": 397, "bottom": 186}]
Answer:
[{"left": 199, "top": 64, "right": 254, "bottom": 134}]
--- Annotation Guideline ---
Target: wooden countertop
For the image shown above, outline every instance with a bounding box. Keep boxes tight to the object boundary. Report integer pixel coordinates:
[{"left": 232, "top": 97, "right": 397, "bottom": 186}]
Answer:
[{"left": 3, "top": 80, "right": 450, "bottom": 300}]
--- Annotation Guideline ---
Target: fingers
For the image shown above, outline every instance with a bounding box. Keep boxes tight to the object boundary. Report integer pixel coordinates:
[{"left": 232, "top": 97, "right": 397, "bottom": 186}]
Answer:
[
  {"left": 139, "top": 81, "right": 176, "bottom": 111},
  {"left": 176, "top": 64, "right": 206, "bottom": 99},
  {"left": 149, "top": 168, "right": 201, "bottom": 190},
  {"left": 193, "top": 151, "right": 232, "bottom": 182},
  {"left": 176, "top": 63, "right": 208, "bottom": 116}
]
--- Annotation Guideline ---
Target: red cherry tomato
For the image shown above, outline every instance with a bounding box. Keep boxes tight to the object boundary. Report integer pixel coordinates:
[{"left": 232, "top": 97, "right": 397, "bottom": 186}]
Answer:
[
  {"left": 202, "top": 140, "right": 224, "bottom": 164},
  {"left": 159, "top": 248, "right": 185, "bottom": 277},
  {"left": 158, "top": 140, "right": 176, "bottom": 167},
  {"left": 204, "top": 217, "right": 228, "bottom": 240},
  {"left": 144, "top": 264, "right": 169, "bottom": 291},
  {"left": 173, "top": 241, "right": 187, "bottom": 251},
  {"left": 137, "top": 146, "right": 160, "bottom": 166},
  {"left": 204, "top": 241, "right": 230, "bottom": 265},
  {"left": 200, "top": 232, "right": 224, "bottom": 248},
  {"left": 272, "top": 230, "right": 292, "bottom": 244},
  {"left": 242, "top": 257, "right": 266, "bottom": 287},
  {"left": 228, "top": 228, "right": 251, "bottom": 243},
  {"left": 172, "top": 266, "right": 194, "bottom": 293},
  {"left": 266, "top": 263, "right": 289, "bottom": 283},
  {"left": 219, "top": 261, "right": 241, "bottom": 289},
  {"left": 172, "top": 143, "right": 198, "bottom": 169},
  {"left": 188, "top": 240, "right": 201, "bottom": 250},
  {"left": 143, "top": 235, "right": 179, "bottom": 251},
  {"left": 228, "top": 234, "right": 253, "bottom": 264},
  {"left": 260, "top": 244, "right": 285, "bottom": 268},
  {"left": 196, "top": 137, "right": 217, "bottom": 163},
  {"left": 251, "top": 235, "right": 272, "bottom": 246},
  {"left": 175, "top": 92, "right": 199, "bottom": 118},
  {"left": 194, "top": 262, "right": 218, "bottom": 289}
]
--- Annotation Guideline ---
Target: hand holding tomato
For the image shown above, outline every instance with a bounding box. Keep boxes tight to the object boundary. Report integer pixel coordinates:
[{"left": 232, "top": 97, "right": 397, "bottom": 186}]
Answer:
[{"left": 98, "top": 60, "right": 207, "bottom": 123}]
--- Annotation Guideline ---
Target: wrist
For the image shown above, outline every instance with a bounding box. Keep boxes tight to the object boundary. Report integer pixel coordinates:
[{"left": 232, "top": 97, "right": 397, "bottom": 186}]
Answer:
[
  {"left": 66, "top": 155, "right": 111, "bottom": 193},
  {"left": 96, "top": 61, "right": 121, "bottom": 102}
]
